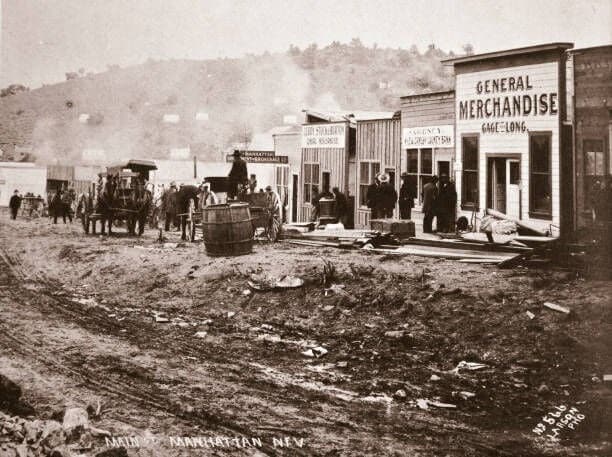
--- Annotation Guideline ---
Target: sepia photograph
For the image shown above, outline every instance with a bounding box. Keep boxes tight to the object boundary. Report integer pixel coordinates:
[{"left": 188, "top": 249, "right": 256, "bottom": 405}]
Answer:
[{"left": 0, "top": 1, "right": 611, "bottom": 456}]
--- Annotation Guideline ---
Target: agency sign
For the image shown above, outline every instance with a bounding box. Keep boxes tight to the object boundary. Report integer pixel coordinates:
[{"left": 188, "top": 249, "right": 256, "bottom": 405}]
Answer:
[
  {"left": 402, "top": 125, "right": 454, "bottom": 148},
  {"left": 301, "top": 123, "right": 346, "bottom": 149}
]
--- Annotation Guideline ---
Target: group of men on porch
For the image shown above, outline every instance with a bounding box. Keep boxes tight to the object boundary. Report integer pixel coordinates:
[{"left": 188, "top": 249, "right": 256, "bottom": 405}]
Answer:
[{"left": 366, "top": 172, "right": 457, "bottom": 233}]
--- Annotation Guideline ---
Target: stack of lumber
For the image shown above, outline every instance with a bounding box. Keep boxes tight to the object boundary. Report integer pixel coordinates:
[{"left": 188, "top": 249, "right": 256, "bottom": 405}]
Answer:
[{"left": 281, "top": 226, "right": 531, "bottom": 266}]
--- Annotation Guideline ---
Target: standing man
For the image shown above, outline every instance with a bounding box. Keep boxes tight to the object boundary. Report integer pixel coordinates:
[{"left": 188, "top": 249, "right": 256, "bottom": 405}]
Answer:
[
  {"left": 198, "top": 182, "right": 218, "bottom": 208},
  {"left": 399, "top": 173, "right": 416, "bottom": 220},
  {"left": 265, "top": 185, "right": 282, "bottom": 241},
  {"left": 378, "top": 173, "right": 397, "bottom": 218},
  {"left": 162, "top": 182, "right": 178, "bottom": 231},
  {"left": 437, "top": 174, "right": 457, "bottom": 232},
  {"left": 332, "top": 187, "right": 348, "bottom": 226},
  {"left": 52, "top": 190, "right": 67, "bottom": 224},
  {"left": 366, "top": 175, "right": 381, "bottom": 220},
  {"left": 228, "top": 150, "right": 248, "bottom": 200},
  {"left": 9, "top": 190, "right": 22, "bottom": 220},
  {"left": 61, "top": 187, "right": 74, "bottom": 223},
  {"left": 421, "top": 176, "right": 439, "bottom": 233}
]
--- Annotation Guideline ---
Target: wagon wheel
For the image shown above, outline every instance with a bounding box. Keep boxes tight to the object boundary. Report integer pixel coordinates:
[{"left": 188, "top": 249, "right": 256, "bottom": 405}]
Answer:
[{"left": 186, "top": 199, "right": 196, "bottom": 242}]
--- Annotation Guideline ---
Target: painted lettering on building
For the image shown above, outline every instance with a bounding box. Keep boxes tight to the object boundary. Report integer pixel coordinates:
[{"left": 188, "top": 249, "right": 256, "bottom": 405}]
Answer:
[
  {"left": 458, "top": 75, "right": 558, "bottom": 134},
  {"left": 402, "top": 125, "right": 454, "bottom": 148},
  {"left": 301, "top": 124, "right": 346, "bottom": 149}
]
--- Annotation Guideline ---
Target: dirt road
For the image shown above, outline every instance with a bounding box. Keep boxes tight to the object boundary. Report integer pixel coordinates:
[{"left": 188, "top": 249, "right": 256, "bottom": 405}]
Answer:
[{"left": 1, "top": 216, "right": 610, "bottom": 456}]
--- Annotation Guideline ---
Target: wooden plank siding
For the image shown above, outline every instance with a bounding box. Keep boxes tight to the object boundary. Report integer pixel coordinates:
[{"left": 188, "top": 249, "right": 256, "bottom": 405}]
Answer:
[
  {"left": 355, "top": 118, "right": 401, "bottom": 228},
  {"left": 572, "top": 46, "right": 612, "bottom": 229},
  {"left": 399, "top": 91, "right": 456, "bottom": 209},
  {"left": 299, "top": 121, "right": 350, "bottom": 222}
]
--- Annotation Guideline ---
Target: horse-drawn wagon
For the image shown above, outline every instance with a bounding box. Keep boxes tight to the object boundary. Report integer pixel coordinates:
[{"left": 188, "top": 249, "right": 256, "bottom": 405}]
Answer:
[{"left": 79, "top": 160, "right": 157, "bottom": 236}]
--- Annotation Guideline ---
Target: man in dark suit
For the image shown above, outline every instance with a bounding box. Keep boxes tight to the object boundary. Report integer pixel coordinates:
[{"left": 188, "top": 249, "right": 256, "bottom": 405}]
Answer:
[
  {"left": 421, "top": 175, "right": 439, "bottom": 233},
  {"left": 332, "top": 187, "right": 348, "bottom": 226},
  {"left": 366, "top": 175, "right": 381, "bottom": 220},
  {"left": 399, "top": 173, "right": 416, "bottom": 220},
  {"left": 228, "top": 150, "right": 248, "bottom": 200},
  {"left": 9, "top": 190, "right": 21, "bottom": 220}
]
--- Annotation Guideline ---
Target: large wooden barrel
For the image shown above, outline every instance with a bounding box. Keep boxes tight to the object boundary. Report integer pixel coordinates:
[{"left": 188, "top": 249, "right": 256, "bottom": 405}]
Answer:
[{"left": 201, "top": 203, "right": 253, "bottom": 256}]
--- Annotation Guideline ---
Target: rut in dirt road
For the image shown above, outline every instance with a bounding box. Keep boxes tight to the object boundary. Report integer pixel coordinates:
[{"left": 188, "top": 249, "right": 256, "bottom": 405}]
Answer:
[{"left": 0, "top": 245, "right": 542, "bottom": 457}]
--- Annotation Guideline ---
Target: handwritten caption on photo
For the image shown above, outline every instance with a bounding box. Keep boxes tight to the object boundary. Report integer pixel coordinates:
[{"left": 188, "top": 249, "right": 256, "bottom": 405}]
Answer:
[{"left": 532, "top": 405, "right": 585, "bottom": 441}]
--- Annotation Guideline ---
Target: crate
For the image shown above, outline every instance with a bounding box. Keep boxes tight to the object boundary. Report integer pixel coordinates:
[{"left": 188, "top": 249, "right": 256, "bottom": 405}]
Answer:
[{"left": 370, "top": 219, "right": 415, "bottom": 238}]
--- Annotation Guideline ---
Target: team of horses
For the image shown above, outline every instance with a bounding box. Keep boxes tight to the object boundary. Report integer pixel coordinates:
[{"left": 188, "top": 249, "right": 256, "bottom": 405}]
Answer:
[{"left": 77, "top": 173, "right": 152, "bottom": 236}]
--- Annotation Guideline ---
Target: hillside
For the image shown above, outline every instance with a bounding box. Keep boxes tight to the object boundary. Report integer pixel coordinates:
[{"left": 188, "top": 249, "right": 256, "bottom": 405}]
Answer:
[{"left": 0, "top": 41, "right": 456, "bottom": 164}]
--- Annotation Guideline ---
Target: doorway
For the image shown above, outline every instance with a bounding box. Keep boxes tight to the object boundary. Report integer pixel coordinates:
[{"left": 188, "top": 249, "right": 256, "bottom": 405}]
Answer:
[
  {"left": 437, "top": 161, "right": 450, "bottom": 178},
  {"left": 487, "top": 157, "right": 521, "bottom": 218},
  {"left": 322, "top": 171, "right": 331, "bottom": 193},
  {"left": 292, "top": 174, "right": 298, "bottom": 223}
]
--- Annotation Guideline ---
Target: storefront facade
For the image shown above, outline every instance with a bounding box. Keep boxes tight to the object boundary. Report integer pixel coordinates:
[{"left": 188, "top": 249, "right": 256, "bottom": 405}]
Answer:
[
  {"left": 444, "top": 43, "right": 574, "bottom": 234},
  {"left": 299, "top": 111, "right": 356, "bottom": 223},
  {"left": 571, "top": 45, "right": 612, "bottom": 229},
  {"left": 355, "top": 112, "right": 401, "bottom": 228},
  {"left": 400, "top": 91, "right": 455, "bottom": 209}
]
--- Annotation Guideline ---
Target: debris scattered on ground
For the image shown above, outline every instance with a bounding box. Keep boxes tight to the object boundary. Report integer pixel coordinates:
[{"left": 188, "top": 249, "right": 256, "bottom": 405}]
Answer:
[
  {"left": 226, "top": 311, "right": 236, "bottom": 318},
  {"left": 416, "top": 398, "right": 429, "bottom": 410},
  {"left": 194, "top": 331, "right": 208, "bottom": 338},
  {"left": 62, "top": 407, "right": 88, "bottom": 431},
  {"left": 153, "top": 312, "right": 169, "bottom": 323},
  {"left": 361, "top": 393, "right": 393, "bottom": 405},
  {"left": 248, "top": 273, "right": 304, "bottom": 291},
  {"left": 0, "top": 406, "right": 111, "bottom": 457},
  {"left": 301, "top": 346, "right": 328, "bottom": 358},
  {"left": 526, "top": 311, "right": 536, "bottom": 319},
  {"left": 543, "top": 302, "right": 571, "bottom": 314},
  {"left": 384, "top": 330, "right": 406, "bottom": 339},
  {"left": 456, "top": 391, "right": 476, "bottom": 400},
  {"left": 394, "top": 389, "right": 407, "bottom": 398},
  {"left": 430, "top": 374, "right": 441, "bottom": 382},
  {"left": 257, "top": 333, "right": 282, "bottom": 343},
  {"left": 450, "top": 361, "right": 487, "bottom": 374},
  {"left": 427, "top": 400, "right": 457, "bottom": 409}
]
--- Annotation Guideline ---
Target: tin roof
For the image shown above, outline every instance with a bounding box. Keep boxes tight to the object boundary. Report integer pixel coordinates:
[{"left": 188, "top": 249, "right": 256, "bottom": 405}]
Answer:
[
  {"left": 569, "top": 44, "right": 612, "bottom": 54},
  {"left": 442, "top": 42, "right": 574, "bottom": 66},
  {"left": 400, "top": 90, "right": 455, "bottom": 100},
  {"left": 303, "top": 109, "right": 398, "bottom": 123}
]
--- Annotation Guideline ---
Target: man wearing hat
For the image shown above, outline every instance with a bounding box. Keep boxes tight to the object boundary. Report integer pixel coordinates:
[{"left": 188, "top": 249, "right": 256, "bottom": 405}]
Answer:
[
  {"left": 265, "top": 185, "right": 281, "bottom": 241},
  {"left": 399, "top": 172, "right": 416, "bottom": 220},
  {"left": 422, "top": 175, "right": 439, "bottom": 233},
  {"left": 9, "top": 190, "right": 22, "bottom": 220},
  {"left": 378, "top": 173, "right": 397, "bottom": 219},
  {"left": 198, "top": 181, "right": 218, "bottom": 209},
  {"left": 162, "top": 181, "right": 179, "bottom": 231},
  {"left": 228, "top": 150, "right": 248, "bottom": 200},
  {"left": 366, "top": 174, "right": 382, "bottom": 220}
]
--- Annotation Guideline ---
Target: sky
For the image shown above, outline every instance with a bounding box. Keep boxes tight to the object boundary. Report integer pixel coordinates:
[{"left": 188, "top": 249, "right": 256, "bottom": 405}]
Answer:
[{"left": 1, "top": 0, "right": 611, "bottom": 88}]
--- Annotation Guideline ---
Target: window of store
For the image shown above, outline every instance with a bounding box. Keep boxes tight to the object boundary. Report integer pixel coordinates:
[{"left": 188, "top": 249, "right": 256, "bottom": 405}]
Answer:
[
  {"left": 583, "top": 139, "right": 606, "bottom": 210},
  {"left": 303, "top": 163, "right": 319, "bottom": 204},
  {"left": 359, "top": 161, "right": 380, "bottom": 207},
  {"left": 275, "top": 165, "right": 289, "bottom": 208},
  {"left": 405, "top": 148, "right": 435, "bottom": 205},
  {"left": 461, "top": 135, "right": 479, "bottom": 210},
  {"left": 529, "top": 132, "right": 552, "bottom": 219}
]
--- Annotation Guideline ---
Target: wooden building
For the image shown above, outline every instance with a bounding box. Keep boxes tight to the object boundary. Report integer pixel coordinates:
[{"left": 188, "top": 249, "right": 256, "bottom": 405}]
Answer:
[
  {"left": 443, "top": 43, "right": 575, "bottom": 236},
  {"left": 400, "top": 91, "right": 455, "bottom": 209},
  {"left": 272, "top": 124, "right": 301, "bottom": 223},
  {"left": 299, "top": 111, "right": 356, "bottom": 223},
  {"left": 354, "top": 112, "right": 401, "bottom": 228},
  {"left": 299, "top": 110, "right": 399, "bottom": 224},
  {"left": 570, "top": 45, "right": 612, "bottom": 229}
]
